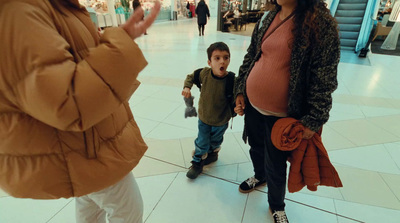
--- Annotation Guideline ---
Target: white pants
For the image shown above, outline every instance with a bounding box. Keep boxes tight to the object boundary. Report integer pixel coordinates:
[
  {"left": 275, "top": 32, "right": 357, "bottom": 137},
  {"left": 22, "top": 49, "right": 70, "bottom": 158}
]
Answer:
[{"left": 75, "top": 172, "right": 143, "bottom": 223}]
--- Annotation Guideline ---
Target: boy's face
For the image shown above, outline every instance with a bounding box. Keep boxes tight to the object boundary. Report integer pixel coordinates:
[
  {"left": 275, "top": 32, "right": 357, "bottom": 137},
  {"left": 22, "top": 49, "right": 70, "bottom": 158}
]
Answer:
[{"left": 208, "top": 50, "right": 230, "bottom": 77}]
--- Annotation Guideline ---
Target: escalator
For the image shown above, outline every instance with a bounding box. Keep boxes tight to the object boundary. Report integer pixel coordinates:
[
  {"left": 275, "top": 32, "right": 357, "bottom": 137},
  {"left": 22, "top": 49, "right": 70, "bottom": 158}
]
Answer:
[{"left": 334, "top": 0, "right": 369, "bottom": 51}]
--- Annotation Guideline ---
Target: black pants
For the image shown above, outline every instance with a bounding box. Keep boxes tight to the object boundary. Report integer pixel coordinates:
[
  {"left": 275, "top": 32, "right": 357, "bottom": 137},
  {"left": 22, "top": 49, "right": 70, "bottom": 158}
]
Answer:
[
  {"left": 245, "top": 104, "right": 290, "bottom": 211},
  {"left": 198, "top": 24, "right": 205, "bottom": 35}
]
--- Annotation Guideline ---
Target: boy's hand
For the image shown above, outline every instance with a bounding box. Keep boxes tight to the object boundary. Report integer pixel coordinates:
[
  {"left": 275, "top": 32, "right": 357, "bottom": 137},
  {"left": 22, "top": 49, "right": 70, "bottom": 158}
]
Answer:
[
  {"left": 182, "top": 87, "right": 192, "bottom": 98},
  {"left": 235, "top": 94, "right": 245, "bottom": 116}
]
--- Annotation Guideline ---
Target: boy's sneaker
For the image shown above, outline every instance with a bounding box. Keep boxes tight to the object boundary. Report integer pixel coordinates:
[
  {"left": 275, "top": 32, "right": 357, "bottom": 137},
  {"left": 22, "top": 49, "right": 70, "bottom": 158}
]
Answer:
[
  {"left": 239, "top": 176, "right": 267, "bottom": 193},
  {"left": 186, "top": 161, "right": 204, "bottom": 179},
  {"left": 204, "top": 150, "right": 219, "bottom": 165},
  {"left": 270, "top": 209, "right": 289, "bottom": 223}
]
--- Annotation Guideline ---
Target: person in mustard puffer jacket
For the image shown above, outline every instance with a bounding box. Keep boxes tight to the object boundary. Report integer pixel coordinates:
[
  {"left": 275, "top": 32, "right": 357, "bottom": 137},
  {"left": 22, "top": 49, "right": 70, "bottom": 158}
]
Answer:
[{"left": 0, "top": 0, "right": 160, "bottom": 222}]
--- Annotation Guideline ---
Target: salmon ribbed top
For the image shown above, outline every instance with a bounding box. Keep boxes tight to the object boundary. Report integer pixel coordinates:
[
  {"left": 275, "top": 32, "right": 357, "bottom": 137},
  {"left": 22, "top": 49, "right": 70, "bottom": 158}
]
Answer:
[{"left": 246, "top": 12, "right": 294, "bottom": 115}]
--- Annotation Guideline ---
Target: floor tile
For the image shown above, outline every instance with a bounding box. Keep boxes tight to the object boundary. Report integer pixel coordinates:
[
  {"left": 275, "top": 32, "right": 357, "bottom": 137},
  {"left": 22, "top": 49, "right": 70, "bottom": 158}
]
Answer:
[
  {"left": 132, "top": 83, "right": 162, "bottom": 98},
  {"left": 149, "top": 85, "right": 187, "bottom": 103},
  {"left": 338, "top": 65, "right": 393, "bottom": 98},
  {"left": 368, "top": 115, "right": 400, "bottom": 138},
  {"left": 329, "top": 103, "right": 365, "bottom": 121},
  {"left": 0, "top": 197, "right": 72, "bottom": 223},
  {"left": 295, "top": 185, "right": 344, "bottom": 201},
  {"left": 161, "top": 103, "right": 200, "bottom": 131},
  {"left": 132, "top": 97, "right": 182, "bottom": 122},
  {"left": 328, "top": 110, "right": 365, "bottom": 123},
  {"left": 0, "top": 188, "right": 8, "bottom": 198},
  {"left": 46, "top": 200, "right": 75, "bottom": 223},
  {"left": 340, "top": 50, "right": 371, "bottom": 66},
  {"left": 320, "top": 124, "right": 356, "bottom": 151},
  {"left": 232, "top": 132, "right": 252, "bottom": 161},
  {"left": 128, "top": 94, "right": 148, "bottom": 107},
  {"left": 204, "top": 163, "right": 239, "bottom": 182},
  {"left": 241, "top": 191, "right": 270, "bottom": 223},
  {"left": 137, "top": 173, "right": 179, "bottom": 221},
  {"left": 333, "top": 94, "right": 394, "bottom": 108},
  {"left": 335, "top": 199, "right": 400, "bottom": 223},
  {"left": 213, "top": 133, "right": 251, "bottom": 166},
  {"left": 387, "top": 98, "right": 400, "bottom": 109},
  {"left": 359, "top": 105, "right": 400, "bottom": 118},
  {"left": 329, "top": 144, "right": 400, "bottom": 174},
  {"left": 242, "top": 190, "right": 340, "bottom": 223},
  {"left": 326, "top": 119, "right": 399, "bottom": 147},
  {"left": 134, "top": 117, "right": 161, "bottom": 138},
  {"left": 333, "top": 80, "right": 351, "bottom": 95},
  {"left": 179, "top": 136, "right": 197, "bottom": 168},
  {"left": 286, "top": 192, "right": 338, "bottom": 213},
  {"left": 285, "top": 199, "right": 339, "bottom": 223},
  {"left": 145, "top": 123, "right": 198, "bottom": 140},
  {"left": 145, "top": 139, "right": 186, "bottom": 167},
  {"left": 138, "top": 76, "right": 170, "bottom": 87},
  {"left": 380, "top": 172, "right": 400, "bottom": 203},
  {"left": 132, "top": 156, "right": 186, "bottom": 178},
  {"left": 384, "top": 142, "right": 400, "bottom": 170},
  {"left": 145, "top": 173, "right": 248, "bottom": 223},
  {"left": 336, "top": 166, "right": 400, "bottom": 210}
]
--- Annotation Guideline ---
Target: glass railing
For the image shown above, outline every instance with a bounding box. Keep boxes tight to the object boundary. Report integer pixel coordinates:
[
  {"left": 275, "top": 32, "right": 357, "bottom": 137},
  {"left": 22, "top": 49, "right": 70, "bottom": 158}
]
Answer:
[{"left": 355, "top": 0, "right": 380, "bottom": 52}]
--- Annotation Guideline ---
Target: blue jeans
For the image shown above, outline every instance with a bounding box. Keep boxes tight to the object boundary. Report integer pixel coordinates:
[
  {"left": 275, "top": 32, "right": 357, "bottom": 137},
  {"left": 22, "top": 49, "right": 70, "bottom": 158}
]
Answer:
[{"left": 193, "top": 119, "right": 228, "bottom": 163}]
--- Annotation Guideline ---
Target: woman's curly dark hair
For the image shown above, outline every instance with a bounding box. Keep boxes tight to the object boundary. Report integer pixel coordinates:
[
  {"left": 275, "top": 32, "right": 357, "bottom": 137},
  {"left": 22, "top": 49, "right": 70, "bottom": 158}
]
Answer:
[{"left": 268, "top": 0, "right": 337, "bottom": 48}]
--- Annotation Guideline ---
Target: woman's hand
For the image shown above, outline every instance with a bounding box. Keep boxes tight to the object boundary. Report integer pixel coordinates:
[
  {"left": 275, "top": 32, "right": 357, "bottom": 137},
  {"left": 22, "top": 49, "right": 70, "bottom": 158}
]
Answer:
[
  {"left": 122, "top": 1, "right": 161, "bottom": 39},
  {"left": 302, "top": 127, "right": 315, "bottom": 139},
  {"left": 235, "top": 94, "right": 245, "bottom": 116},
  {"left": 182, "top": 87, "right": 192, "bottom": 98}
]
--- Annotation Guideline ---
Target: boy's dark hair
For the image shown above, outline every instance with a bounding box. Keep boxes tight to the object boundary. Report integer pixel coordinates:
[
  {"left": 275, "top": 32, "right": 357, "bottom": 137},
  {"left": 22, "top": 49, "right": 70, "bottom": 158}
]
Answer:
[{"left": 207, "top": 42, "right": 230, "bottom": 61}]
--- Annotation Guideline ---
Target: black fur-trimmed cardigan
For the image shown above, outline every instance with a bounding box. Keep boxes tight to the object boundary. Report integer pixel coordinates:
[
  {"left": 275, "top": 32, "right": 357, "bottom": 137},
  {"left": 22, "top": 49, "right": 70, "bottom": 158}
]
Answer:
[{"left": 235, "top": 7, "right": 340, "bottom": 132}]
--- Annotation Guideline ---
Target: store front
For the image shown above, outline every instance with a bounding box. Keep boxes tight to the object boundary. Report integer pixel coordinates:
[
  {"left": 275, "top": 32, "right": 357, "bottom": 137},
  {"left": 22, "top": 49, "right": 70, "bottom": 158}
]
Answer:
[
  {"left": 79, "top": 0, "right": 174, "bottom": 29},
  {"left": 217, "top": 0, "right": 270, "bottom": 32}
]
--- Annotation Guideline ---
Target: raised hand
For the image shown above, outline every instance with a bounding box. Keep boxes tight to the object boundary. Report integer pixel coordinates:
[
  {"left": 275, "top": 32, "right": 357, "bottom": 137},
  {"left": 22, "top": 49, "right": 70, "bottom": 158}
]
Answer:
[{"left": 122, "top": 1, "right": 161, "bottom": 39}]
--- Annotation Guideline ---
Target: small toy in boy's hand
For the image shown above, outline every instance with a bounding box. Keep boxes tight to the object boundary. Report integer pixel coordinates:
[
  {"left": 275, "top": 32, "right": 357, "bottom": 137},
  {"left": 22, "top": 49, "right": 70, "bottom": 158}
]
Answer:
[{"left": 184, "top": 96, "right": 197, "bottom": 118}]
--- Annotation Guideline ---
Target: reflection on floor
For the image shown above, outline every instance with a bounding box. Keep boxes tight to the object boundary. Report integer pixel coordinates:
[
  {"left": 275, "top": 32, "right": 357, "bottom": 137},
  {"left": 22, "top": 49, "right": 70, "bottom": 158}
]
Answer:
[{"left": 1, "top": 18, "right": 400, "bottom": 223}]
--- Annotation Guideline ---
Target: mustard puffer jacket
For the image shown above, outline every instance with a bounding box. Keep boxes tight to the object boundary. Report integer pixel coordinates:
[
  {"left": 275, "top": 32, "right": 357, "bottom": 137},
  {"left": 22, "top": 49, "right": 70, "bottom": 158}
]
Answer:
[{"left": 0, "top": 0, "right": 148, "bottom": 199}]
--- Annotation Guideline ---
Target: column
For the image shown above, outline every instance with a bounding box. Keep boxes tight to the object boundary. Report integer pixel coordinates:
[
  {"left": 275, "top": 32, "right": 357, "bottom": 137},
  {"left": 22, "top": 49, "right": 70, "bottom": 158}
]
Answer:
[{"left": 106, "top": 0, "right": 119, "bottom": 27}]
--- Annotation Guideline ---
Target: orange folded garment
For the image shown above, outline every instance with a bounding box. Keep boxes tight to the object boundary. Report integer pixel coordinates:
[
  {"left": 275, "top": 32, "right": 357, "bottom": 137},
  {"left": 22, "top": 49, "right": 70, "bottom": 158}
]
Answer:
[{"left": 271, "top": 118, "right": 343, "bottom": 193}]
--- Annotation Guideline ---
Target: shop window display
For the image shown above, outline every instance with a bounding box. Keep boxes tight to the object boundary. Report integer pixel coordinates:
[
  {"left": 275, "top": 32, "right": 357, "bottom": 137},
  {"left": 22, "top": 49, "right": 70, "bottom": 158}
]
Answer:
[
  {"left": 179, "top": 0, "right": 195, "bottom": 18},
  {"left": 137, "top": 0, "right": 171, "bottom": 20},
  {"left": 79, "top": 0, "right": 116, "bottom": 28},
  {"left": 378, "top": 0, "right": 395, "bottom": 23},
  {"left": 80, "top": 0, "right": 172, "bottom": 28}
]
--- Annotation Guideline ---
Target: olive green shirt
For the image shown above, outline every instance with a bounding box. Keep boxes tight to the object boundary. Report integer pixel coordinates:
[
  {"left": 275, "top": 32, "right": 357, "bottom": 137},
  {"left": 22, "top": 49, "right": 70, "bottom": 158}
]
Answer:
[{"left": 184, "top": 67, "right": 233, "bottom": 126}]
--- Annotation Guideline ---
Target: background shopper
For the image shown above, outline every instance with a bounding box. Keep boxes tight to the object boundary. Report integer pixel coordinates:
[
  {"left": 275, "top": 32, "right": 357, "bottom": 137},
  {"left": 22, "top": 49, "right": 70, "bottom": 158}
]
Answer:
[{"left": 195, "top": 0, "right": 210, "bottom": 36}]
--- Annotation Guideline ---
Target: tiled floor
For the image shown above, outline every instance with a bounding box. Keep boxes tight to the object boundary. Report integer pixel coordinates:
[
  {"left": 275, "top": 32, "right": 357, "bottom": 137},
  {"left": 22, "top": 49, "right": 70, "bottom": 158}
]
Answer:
[{"left": 1, "top": 17, "right": 400, "bottom": 223}]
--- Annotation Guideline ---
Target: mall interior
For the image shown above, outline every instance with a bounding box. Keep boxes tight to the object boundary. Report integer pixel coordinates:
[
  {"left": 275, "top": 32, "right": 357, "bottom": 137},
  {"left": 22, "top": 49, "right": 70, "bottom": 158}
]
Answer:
[{"left": 1, "top": 0, "right": 400, "bottom": 222}]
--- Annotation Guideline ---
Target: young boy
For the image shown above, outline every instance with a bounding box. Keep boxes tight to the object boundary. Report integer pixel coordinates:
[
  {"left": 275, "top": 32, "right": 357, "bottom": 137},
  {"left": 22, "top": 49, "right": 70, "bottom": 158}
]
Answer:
[{"left": 182, "top": 42, "right": 236, "bottom": 179}]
